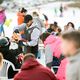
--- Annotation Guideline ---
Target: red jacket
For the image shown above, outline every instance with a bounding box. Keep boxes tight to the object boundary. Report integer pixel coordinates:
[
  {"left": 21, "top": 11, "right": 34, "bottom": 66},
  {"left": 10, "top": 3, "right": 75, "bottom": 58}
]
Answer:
[{"left": 14, "top": 58, "right": 57, "bottom": 80}]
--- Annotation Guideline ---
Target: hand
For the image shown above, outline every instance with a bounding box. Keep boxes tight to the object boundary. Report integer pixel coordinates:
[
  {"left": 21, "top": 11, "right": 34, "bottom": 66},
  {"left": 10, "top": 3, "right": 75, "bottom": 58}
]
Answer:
[
  {"left": 20, "top": 39, "right": 28, "bottom": 42},
  {"left": 23, "top": 42, "right": 28, "bottom": 46}
]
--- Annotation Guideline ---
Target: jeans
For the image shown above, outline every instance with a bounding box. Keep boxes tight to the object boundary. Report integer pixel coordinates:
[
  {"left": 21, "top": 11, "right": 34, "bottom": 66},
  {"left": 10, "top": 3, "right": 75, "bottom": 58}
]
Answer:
[{"left": 0, "top": 24, "right": 5, "bottom": 36}]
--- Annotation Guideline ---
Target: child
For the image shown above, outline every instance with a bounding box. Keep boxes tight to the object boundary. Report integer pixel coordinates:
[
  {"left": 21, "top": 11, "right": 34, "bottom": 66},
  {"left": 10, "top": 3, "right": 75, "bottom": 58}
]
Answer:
[{"left": 61, "top": 31, "right": 80, "bottom": 80}]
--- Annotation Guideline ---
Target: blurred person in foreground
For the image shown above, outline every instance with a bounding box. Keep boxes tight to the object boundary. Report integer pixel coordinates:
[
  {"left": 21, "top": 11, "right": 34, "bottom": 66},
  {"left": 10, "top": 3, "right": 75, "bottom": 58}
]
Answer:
[
  {"left": 14, "top": 53, "right": 57, "bottom": 80},
  {"left": 0, "top": 6, "right": 6, "bottom": 36},
  {"left": 61, "top": 31, "right": 80, "bottom": 80}
]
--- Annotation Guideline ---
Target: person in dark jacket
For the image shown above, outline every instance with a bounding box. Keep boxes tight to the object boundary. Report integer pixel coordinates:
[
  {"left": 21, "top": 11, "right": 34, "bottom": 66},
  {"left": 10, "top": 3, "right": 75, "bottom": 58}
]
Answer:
[
  {"left": 14, "top": 53, "right": 57, "bottom": 80},
  {"left": 22, "top": 15, "right": 40, "bottom": 57},
  {"left": 0, "top": 37, "right": 19, "bottom": 78}
]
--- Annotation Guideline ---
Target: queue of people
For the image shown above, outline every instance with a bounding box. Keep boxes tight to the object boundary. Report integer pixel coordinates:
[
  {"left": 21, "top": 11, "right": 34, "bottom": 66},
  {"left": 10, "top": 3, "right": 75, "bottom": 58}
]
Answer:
[{"left": 0, "top": 6, "right": 80, "bottom": 80}]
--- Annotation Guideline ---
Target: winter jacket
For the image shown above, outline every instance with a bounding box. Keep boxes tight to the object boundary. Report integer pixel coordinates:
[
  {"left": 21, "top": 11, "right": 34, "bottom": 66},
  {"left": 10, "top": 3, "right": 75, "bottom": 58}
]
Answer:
[
  {"left": 56, "top": 58, "right": 68, "bottom": 80},
  {"left": 17, "top": 12, "right": 24, "bottom": 25},
  {"left": 44, "top": 35, "right": 62, "bottom": 58},
  {"left": 0, "top": 10, "right": 6, "bottom": 24},
  {"left": 14, "top": 58, "right": 57, "bottom": 80}
]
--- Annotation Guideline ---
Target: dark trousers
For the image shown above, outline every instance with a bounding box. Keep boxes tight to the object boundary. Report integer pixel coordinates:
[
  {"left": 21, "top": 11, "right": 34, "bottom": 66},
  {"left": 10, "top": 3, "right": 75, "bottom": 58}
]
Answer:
[{"left": 26, "top": 45, "right": 38, "bottom": 58}]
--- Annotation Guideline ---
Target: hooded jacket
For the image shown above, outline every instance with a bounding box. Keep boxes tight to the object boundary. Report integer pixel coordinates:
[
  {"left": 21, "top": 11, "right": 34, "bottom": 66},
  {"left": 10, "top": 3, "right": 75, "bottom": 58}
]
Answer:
[
  {"left": 44, "top": 35, "right": 62, "bottom": 58},
  {"left": 0, "top": 10, "right": 6, "bottom": 24},
  {"left": 14, "top": 58, "right": 57, "bottom": 80}
]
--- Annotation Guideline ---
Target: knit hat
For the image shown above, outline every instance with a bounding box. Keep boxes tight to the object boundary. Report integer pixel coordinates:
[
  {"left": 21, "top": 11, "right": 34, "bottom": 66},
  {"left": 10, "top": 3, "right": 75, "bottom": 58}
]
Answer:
[{"left": 0, "top": 37, "right": 9, "bottom": 47}]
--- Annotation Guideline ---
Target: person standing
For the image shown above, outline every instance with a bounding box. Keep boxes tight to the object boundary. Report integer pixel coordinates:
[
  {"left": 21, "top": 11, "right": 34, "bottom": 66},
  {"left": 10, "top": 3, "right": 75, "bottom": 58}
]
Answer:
[
  {"left": 17, "top": 8, "right": 27, "bottom": 25},
  {"left": 20, "top": 15, "right": 41, "bottom": 58},
  {"left": 61, "top": 31, "right": 80, "bottom": 80},
  {"left": 0, "top": 7, "right": 6, "bottom": 36},
  {"left": 60, "top": 4, "right": 63, "bottom": 17}
]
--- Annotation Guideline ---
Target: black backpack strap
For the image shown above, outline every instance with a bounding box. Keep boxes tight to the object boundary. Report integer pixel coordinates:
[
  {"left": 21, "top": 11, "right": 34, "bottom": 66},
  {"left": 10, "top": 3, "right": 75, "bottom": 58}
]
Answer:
[{"left": 30, "top": 26, "right": 40, "bottom": 34}]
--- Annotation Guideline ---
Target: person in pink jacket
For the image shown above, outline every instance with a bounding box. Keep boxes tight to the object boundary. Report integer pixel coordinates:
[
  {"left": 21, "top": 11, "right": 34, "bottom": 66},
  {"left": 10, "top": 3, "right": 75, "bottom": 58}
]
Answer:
[
  {"left": 0, "top": 7, "right": 6, "bottom": 36},
  {"left": 56, "top": 58, "right": 68, "bottom": 80},
  {"left": 44, "top": 35, "right": 62, "bottom": 58},
  {"left": 44, "top": 34, "right": 62, "bottom": 69}
]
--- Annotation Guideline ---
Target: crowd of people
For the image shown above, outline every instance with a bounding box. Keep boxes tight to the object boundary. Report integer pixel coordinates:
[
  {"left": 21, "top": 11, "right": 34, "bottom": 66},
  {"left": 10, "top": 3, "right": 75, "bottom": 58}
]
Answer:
[{"left": 0, "top": 6, "right": 80, "bottom": 80}]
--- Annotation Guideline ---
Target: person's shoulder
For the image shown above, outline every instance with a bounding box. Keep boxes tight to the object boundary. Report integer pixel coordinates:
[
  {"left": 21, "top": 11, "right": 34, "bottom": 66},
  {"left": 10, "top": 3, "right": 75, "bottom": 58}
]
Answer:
[
  {"left": 14, "top": 72, "right": 22, "bottom": 80},
  {"left": 39, "top": 65, "right": 52, "bottom": 73},
  {"left": 31, "top": 26, "right": 40, "bottom": 31},
  {"left": 39, "top": 66, "right": 57, "bottom": 79}
]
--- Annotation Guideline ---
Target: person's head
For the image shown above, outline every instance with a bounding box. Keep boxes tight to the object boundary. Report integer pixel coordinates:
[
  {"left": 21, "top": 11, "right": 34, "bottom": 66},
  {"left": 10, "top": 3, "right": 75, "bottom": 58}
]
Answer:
[
  {"left": 64, "top": 25, "right": 68, "bottom": 31},
  {"left": 49, "top": 24, "right": 58, "bottom": 32},
  {"left": 56, "top": 27, "right": 62, "bottom": 36},
  {"left": 0, "top": 37, "right": 10, "bottom": 52},
  {"left": 67, "top": 22, "right": 75, "bottom": 30},
  {"left": 24, "top": 15, "right": 33, "bottom": 27},
  {"left": 13, "top": 29, "right": 20, "bottom": 41},
  {"left": 61, "top": 31, "right": 80, "bottom": 57},
  {"left": 23, "top": 53, "right": 35, "bottom": 62},
  {"left": 40, "top": 32, "right": 50, "bottom": 43},
  {"left": 32, "top": 12, "right": 39, "bottom": 17},
  {"left": 21, "top": 7, "right": 27, "bottom": 16},
  {"left": 54, "top": 22, "right": 58, "bottom": 27},
  {"left": 0, "top": 53, "right": 3, "bottom": 70},
  {"left": 49, "top": 24, "right": 54, "bottom": 30},
  {"left": 13, "top": 29, "right": 19, "bottom": 34}
]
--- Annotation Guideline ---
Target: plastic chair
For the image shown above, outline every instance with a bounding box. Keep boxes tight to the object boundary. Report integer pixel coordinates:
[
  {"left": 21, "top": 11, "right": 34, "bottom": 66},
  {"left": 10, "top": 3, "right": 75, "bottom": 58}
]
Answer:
[{"left": 0, "top": 59, "right": 19, "bottom": 79}]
